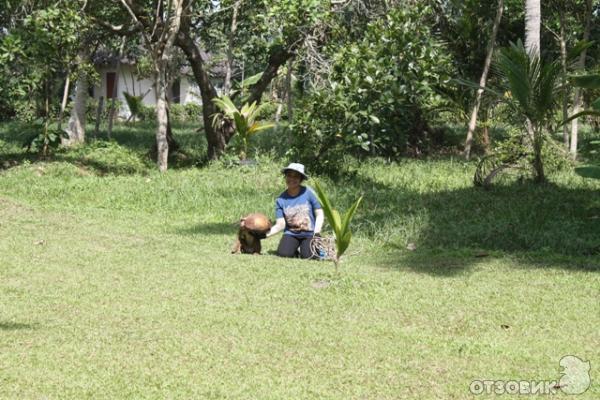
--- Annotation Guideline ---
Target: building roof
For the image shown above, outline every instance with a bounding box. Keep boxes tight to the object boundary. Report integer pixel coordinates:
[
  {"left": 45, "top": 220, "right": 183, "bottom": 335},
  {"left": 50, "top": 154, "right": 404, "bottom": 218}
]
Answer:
[{"left": 92, "top": 47, "right": 226, "bottom": 77}]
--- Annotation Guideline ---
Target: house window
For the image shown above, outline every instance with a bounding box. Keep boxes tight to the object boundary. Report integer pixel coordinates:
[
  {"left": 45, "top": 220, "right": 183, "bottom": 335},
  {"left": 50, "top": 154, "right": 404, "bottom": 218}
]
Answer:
[
  {"left": 106, "top": 72, "right": 117, "bottom": 99},
  {"left": 171, "top": 79, "right": 181, "bottom": 104}
]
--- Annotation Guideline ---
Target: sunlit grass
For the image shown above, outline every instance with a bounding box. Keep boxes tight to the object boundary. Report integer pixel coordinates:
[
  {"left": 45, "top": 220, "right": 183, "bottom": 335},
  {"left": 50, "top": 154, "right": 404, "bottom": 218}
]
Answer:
[{"left": 1, "top": 122, "right": 599, "bottom": 398}]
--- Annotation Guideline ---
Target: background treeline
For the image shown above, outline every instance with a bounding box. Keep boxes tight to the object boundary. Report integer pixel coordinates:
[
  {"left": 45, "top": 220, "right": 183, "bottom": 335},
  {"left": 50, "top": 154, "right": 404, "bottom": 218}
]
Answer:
[{"left": 0, "top": 0, "right": 598, "bottom": 178}]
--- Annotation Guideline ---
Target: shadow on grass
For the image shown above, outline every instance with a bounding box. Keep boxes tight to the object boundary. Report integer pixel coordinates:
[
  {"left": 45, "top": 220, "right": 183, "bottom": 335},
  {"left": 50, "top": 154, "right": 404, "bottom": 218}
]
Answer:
[
  {"left": 372, "top": 248, "right": 494, "bottom": 277},
  {"left": 173, "top": 168, "right": 600, "bottom": 276},
  {"left": 0, "top": 121, "right": 207, "bottom": 175},
  {"left": 0, "top": 152, "right": 37, "bottom": 172},
  {"left": 377, "top": 248, "right": 600, "bottom": 277},
  {"left": 344, "top": 173, "right": 600, "bottom": 276},
  {"left": 0, "top": 321, "right": 38, "bottom": 331},
  {"left": 177, "top": 222, "right": 237, "bottom": 236},
  {"left": 575, "top": 165, "right": 600, "bottom": 180}
]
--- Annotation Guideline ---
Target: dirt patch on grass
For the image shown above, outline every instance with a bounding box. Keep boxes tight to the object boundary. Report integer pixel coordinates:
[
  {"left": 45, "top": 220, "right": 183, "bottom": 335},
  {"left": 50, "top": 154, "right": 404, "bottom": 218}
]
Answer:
[{"left": 0, "top": 197, "right": 33, "bottom": 215}]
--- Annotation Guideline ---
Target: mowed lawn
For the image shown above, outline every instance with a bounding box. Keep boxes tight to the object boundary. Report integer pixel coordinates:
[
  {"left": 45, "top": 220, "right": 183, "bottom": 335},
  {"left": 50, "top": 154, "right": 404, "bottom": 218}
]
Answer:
[{"left": 1, "top": 151, "right": 599, "bottom": 398}]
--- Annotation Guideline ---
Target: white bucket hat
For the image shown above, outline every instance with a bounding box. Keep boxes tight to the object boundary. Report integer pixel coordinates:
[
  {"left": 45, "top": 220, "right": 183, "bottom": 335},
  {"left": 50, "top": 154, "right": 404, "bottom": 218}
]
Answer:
[{"left": 282, "top": 162, "right": 309, "bottom": 180}]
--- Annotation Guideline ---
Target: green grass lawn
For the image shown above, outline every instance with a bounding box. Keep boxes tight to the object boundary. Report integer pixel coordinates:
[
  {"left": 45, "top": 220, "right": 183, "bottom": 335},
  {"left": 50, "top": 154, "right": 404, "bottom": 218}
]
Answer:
[{"left": 1, "top": 122, "right": 599, "bottom": 398}]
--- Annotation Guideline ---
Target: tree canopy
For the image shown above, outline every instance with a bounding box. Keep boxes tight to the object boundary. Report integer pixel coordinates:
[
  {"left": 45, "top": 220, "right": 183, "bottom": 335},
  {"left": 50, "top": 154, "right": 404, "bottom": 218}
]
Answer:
[{"left": 0, "top": 0, "right": 598, "bottom": 175}]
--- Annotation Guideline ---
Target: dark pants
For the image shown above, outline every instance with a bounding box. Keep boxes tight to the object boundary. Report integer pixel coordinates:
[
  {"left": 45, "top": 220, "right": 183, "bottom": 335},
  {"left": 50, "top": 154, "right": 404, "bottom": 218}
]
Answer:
[{"left": 277, "top": 235, "right": 315, "bottom": 259}]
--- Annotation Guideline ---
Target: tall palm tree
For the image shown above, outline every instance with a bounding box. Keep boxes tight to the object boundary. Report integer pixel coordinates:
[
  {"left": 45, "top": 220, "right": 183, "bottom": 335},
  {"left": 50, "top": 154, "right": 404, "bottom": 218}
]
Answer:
[{"left": 524, "top": 0, "right": 541, "bottom": 57}]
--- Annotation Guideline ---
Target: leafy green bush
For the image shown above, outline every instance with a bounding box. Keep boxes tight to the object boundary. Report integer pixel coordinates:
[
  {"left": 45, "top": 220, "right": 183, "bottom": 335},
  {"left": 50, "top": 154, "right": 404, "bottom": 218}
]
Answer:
[
  {"left": 169, "top": 104, "right": 187, "bottom": 122},
  {"left": 86, "top": 98, "right": 124, "bottom": 122},
  {"left": 290, "top": 5, "right": 453, "bottom": 173},
  {"left": 139, "top": 105, "right": 156, "bottom": 121},
  {"left": 474, "top": 127, "right": 573, "bottom": 187},
  {"left": 290, "top": 90, "right": 370, "bottom": 175},
  {"left": 64, "top": 140, "right": 149, "bottom": 174},
  {"left": 541, "top": 139, "right": 573, "bottom": 173},
  {"left": 255, "top": 101, "right": 278, "bottom": 120},
  {"left": 24, "top": 127, "right": 67, "bottom": 157},
  {"left": 183, "top": 103, "right": 202, "bottom": 120},
  {"left": 85, "top": 99, "right": 99, "bottom": 121}
]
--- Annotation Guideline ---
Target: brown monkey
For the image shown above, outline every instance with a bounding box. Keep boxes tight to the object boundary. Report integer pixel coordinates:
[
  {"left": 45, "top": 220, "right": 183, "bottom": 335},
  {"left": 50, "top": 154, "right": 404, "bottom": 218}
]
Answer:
[{"left": 231, "top": 213, "right": 272, "bottom": 255}]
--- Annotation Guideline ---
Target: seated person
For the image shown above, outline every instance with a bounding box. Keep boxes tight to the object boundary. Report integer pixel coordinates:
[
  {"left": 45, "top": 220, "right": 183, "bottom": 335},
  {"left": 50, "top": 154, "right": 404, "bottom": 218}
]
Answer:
[{"left": 266, "top": 163, "right": 324, "bottom": 259}]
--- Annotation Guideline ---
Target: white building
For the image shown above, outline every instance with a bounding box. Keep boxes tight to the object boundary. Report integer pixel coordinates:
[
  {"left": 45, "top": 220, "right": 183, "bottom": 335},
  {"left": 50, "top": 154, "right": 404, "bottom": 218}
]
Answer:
[{"left": 92, "top": 54, "right": 205, "bottom": 118}]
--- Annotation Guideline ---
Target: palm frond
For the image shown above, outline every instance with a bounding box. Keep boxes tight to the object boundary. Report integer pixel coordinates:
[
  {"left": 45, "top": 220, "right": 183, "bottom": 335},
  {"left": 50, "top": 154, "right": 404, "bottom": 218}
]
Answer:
[
  {"left": 247, "top": 122, "right": 275, "bottom": 136},
  {"left": 212, "top": 96, "right": 238, "bottom": 116},
  {"left": 495, "top": 41, "right": 532, "bottom": 116},
  {"left": 571, "top": 74, "right": 600, "bottom": 90},
  {"left": 494, "top": 40, "right": 561, "bottom": 124}
]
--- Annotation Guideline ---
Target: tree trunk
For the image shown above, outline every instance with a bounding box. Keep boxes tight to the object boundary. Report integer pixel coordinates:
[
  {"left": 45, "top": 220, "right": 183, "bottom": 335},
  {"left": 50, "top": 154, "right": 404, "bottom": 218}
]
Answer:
[
  {"left": 559, "top": 9, "right": 569, "bottom": 149},
  {"left": 176, "top": 12, "right": 294, "bottom": 159},
  {"left": 155, "top": 68, "right": 170, "bottom": 172},
  {"left": 176, "top": 27, "right": 230, "bottom": 159},
  {"left": 150, "top": 107, "right": 180, "bottom": 157},
  {"left": 569, "top": 0, "right": 593, "bottom": 158},
  {"left": 482, "top": 125, "right": 491, "bottom": 152},
  {"left": 64, "top": 72, "right": 88, "bottom": 145},
  {"left": 286, "top": 57, "right": 294, "bottom": 123},
  {"left": 119, "top": 0, "right": 186, "bottom": 170},
  {"left": 533, "top": 131, "right": 545, "bottom": 183},
  {"left": 481, "top": 110, "right": 491, "bottom": 153},
  {"left": 525, "top": 0, "right": 544, "bottom": 183},
  {"left": 156, "top": 0, "right": 184, "bottom": 170},
  {"left": 246, "top": 45, "right": 293, "bottom": 106},
  {"left": 57, "top": 71, "right": 71, "bottom": 131},
  {"left": 223, "top": 0, "right": 242, "bottom": 95},
  {"left": 43, "top": 80, "right": 50, "bottom": 158},
  {"left": 131, "top": 71, "right": 136, "bottom": 96},
  {"left": 464, "top": 0, "right": 503, "bottom": 159},
  {"left": 275, "top": 103, "right": 283, "bottom": 123},
  {"left": 524, "top": 0, "right": 541, "bottom": 57}
]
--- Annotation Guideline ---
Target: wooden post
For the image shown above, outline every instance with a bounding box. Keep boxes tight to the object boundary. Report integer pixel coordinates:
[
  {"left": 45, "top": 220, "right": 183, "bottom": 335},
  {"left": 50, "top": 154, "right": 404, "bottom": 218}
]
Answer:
[
  {"left": 108, "top": 36, "right": 127, "bottom": 140},
  {"left": 94, "top": 96, "right": 104, "bottom": 139}
]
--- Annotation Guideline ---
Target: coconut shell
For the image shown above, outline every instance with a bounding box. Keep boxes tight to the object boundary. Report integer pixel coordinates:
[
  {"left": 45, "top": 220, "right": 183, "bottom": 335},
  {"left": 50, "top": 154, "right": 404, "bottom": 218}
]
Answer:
[{"left": 241, "top": 213, "right": 272, "bottom": 234}]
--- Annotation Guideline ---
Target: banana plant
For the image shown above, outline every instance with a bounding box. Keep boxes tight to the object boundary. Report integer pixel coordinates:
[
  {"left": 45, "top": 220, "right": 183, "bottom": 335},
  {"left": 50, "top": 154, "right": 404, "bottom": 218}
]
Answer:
[
  {"left": 313, "top": 181, "right": 363, "bottom": 273},
  {"left": 212, "top": 95, "right": 274, "bottom": 160}
]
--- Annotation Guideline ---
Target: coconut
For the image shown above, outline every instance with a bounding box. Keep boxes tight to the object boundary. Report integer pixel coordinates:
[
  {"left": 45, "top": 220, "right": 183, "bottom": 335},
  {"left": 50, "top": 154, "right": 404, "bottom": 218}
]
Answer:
[{"left": 240, "top": 213, "right": 272, "bottom": 234}]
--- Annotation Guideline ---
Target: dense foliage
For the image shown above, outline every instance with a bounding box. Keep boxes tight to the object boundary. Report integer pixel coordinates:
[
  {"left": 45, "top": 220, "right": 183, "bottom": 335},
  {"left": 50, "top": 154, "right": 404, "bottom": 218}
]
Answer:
[
  {"left": 0, "top": 0, "right": 598, "bottom": 174},
  {"left": 0, "top": 5, "right": 87, "bottom": 120},
  {"left": 290, "top": 5, "right": 453, "bottom": 173}
]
